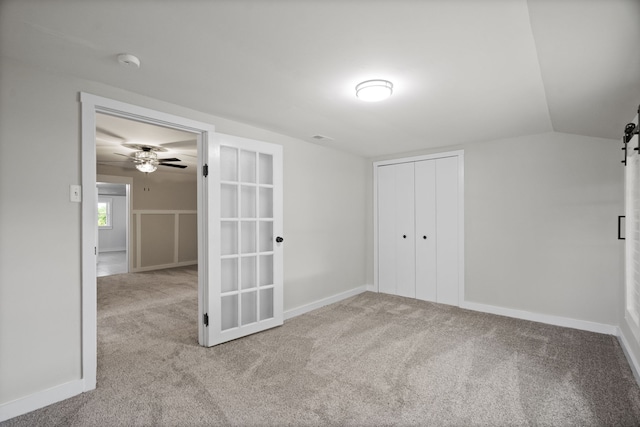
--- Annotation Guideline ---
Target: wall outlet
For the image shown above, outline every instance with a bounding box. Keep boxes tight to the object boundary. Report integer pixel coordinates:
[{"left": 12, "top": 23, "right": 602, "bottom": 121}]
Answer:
[{"left": 70, "top": 185, "right": 82, "bottom": 202}]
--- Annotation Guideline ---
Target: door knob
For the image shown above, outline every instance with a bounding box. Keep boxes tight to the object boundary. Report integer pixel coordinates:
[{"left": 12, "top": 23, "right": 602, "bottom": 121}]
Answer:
[
  {"left": 275, "top": 236, "right": 284, "bottom": 243},
  {"left": 403, "top": 235, "right": 407, "bottom": 239},
  {"left": 423, "top": 235, "right": 427, "bottom": 239}
]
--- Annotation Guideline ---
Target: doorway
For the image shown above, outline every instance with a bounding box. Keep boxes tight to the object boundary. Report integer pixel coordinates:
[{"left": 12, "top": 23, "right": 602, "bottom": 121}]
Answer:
[
  {"left": 81, "top": 93, "right": 284, "bottom": 394},
  {"left": 96, "top": 179, "right": 131, "bottom": 277},
  {"left": 81, "top": 93, "right": 215, "bottom": 392}
]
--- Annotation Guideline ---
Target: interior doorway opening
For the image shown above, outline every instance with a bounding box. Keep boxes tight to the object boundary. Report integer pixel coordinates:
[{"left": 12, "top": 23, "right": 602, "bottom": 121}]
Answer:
[
  {"left": 96, "top": 180, "right": 130, "bottom": 277},
  {"left": 81, "top": 92, "right": 215, "bottom": 392}
]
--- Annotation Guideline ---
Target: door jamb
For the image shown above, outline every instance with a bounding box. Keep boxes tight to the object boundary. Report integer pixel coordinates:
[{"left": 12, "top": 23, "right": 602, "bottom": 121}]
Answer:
[{"left": 80, "top": 93, "right": 215, "bottom": 392}]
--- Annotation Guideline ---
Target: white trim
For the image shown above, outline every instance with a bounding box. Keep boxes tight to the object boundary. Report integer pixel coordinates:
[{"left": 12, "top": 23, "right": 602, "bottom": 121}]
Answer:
[
  {"left": 373, "top": 150, "right": 464, "bottom": 168},
  {"left": 0, "top": 380, "right": 83, "bottom": 422},
  {"left": 98, "top": 247, "right": 126, "bottom": 253},
  {"left": 131, "top": 260, "right": 197, "bottom": 273},
  {"left": 461, "top": 300, "right": 618, "bottom": 335},
  {"left": 284, "top": 286, "right": 369, "bottom": 320},
  {"left": 617, "top": 327, "right": 640, "bottom": 386},
  {"left": 133, "top": 209, "right": 197, "bottom": 215}
]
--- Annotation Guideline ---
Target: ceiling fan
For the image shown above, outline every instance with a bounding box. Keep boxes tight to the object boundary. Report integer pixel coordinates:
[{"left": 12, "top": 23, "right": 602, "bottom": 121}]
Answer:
[{"left": 115, "top": 144, "right": 187, "bottom": 173}]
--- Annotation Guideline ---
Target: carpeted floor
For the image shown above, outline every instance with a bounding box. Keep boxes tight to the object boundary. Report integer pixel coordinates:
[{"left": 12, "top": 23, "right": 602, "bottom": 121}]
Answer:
[{"left": 4, "top": 266, "right": 640, "bottom": 426}]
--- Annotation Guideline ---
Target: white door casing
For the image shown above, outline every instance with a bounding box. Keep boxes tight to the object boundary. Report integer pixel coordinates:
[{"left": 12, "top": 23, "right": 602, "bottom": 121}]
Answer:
[{"left": 81, "top": 93, "right": 216, "bottom": 391}]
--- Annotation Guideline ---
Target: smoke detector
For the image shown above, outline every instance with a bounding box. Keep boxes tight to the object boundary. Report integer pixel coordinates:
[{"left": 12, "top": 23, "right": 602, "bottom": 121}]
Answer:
[{"left": 117, "top": 53, "right": 141, "bottom": 68}]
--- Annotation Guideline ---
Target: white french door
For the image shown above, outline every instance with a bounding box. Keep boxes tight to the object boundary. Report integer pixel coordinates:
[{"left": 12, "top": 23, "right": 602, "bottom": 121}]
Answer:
[{"left": 202, "top": 133, "right": 283, "bottom": 346}]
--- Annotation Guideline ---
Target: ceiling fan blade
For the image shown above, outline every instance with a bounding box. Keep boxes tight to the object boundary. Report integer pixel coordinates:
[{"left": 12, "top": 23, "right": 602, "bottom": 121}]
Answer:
[
  {"left": 157, "top": 157, "right": 181, "bottom": 162},
  {"left": 114, "top": 152, "right": 135, "bottom": 158},
  {"left": 96, "top": 127, "right": 126, "bottom": 143},
  {"left": 159, "top": 163, "right": 188, "bottom": 169}
]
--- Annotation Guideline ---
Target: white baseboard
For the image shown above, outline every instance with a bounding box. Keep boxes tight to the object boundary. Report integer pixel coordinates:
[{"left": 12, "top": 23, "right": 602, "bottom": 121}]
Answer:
[
  {"left": 0, "top": 379, "right": 84, "bottom": 422},
  {"left": 131, "top": 260, "right": 197, "bottom": 273},
  {"left": 617, "top": 327, "right": 640, "bottom": 386},
  {"left": 284, "top": 285, "right": 369, "bottom": 320},
  {"left": 461, "top": 300, "right": 618, "bottom": 335},
  {"left": 98, "top": 248, "right": 126, "bottom": 253}
]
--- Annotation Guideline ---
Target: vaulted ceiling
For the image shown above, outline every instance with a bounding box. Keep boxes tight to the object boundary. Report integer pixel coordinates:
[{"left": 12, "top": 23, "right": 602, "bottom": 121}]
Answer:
[{"left": 1, "top": 0, "right": 639, "bottom": 157}]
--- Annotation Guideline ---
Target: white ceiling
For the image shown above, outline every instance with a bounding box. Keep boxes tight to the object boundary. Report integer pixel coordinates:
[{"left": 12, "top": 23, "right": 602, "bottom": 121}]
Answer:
[
  {"left": 1, "top": 0, "right": 639, "bottom": 158},
  {"left": 96, "top": 113, "right": 197, "bottom": 174}
]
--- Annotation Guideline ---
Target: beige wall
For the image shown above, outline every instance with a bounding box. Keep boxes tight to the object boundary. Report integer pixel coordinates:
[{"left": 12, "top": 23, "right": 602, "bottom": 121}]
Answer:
[
  {"left": 368, "top": 132, "right": 624, "bottom": 326},
  {"left": 0, "top": 58, "right": 368, "bottom": 405},
  {"left": 97, "top": 164, "right": 197, "bottom": 210},
  {"left": 98, "top": 166, "right": 199, "bottom": 270}
]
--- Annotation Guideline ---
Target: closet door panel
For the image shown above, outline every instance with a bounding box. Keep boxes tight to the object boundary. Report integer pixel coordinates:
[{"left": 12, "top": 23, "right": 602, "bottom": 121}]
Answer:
[
  {"left": 436, "top": 156, "right": 459, "bottom": 305},
  {"left": 395, "top": 163, "right": 416, "bottom": 298},
  {"left": 415, "top": 160, "right": 437, "bottom": 302},
  {"left": 377, "top": 165, "right": 397, "bottom": 295}
]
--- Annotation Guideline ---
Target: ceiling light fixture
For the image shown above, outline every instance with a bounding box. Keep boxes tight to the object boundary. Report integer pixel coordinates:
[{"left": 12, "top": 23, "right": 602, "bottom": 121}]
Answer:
[
  {"left": 136, "top": 162, "right": 157, "bottom": 173},
  {"left": 134, "top": 150, "right": 158, "bottom": 173},
  {"left": 356, "top": 79, "right": 393, "bottom": 102}
]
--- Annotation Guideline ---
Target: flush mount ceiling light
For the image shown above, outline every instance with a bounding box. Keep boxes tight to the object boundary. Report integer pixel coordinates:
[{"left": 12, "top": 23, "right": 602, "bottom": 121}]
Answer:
[{"left": 355, "top": 79, "right": 393, "bottom": 102}]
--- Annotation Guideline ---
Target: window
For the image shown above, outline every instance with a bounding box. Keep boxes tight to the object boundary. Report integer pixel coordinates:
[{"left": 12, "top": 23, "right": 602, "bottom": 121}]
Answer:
[{"left": 98, "top": 197, "right": 112, "bottom": 229}]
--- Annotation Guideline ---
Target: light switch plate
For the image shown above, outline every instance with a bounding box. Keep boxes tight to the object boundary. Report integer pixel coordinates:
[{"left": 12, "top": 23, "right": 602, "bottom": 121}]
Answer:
[{"left": 70, "top": 185, "right": 82, "bottom": 202}]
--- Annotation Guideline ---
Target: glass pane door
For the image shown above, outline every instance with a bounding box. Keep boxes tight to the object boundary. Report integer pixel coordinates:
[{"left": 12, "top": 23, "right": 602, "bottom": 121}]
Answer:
[{"left": 205, "top": 134, "right": 283, "bottom": 346}]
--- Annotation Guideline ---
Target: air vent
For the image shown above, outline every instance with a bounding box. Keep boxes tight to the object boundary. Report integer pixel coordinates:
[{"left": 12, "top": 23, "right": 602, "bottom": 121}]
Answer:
[{"left": 311, "top": 134, "right": 334, "bottom": 141}]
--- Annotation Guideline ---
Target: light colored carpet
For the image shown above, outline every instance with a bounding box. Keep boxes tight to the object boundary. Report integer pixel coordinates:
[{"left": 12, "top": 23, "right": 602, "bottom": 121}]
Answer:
[{"left": 4, "top": 266, "right": 640, "bottom": 426}]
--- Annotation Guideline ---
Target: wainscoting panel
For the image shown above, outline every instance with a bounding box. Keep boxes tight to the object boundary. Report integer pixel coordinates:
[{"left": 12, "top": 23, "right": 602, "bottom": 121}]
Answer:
[{"left": 133, "top": 210, "right": 197, "bottom": 272}]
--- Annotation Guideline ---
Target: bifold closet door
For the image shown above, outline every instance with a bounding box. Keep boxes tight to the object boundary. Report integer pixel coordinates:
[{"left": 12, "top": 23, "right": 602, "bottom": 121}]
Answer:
[
  {"left": 415, "top": 160, "right": 437, "bottom": 302},
  {"left": 435, "top": 156, "right": 459, "bottom": 305},
  {"left": 378, "top": 163, "right": 416, "bottom": 298}
]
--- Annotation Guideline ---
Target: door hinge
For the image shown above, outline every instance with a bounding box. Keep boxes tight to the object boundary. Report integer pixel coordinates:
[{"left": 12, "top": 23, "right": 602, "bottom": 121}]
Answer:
[
  {"left": 203, "top": 313, "right": 209, "bottom": 327},
  {"left": 203, "top": 164, "right": 209, "bottom": 177}
]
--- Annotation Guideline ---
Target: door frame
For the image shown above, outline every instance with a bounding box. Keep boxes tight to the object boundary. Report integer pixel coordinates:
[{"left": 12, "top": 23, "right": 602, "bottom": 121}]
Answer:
[
  {"left": 80, "top": 93, "right": 215, "bottom": 392},
  {"left": 373, "top": 150, "right": 465, "bottom": 305}
]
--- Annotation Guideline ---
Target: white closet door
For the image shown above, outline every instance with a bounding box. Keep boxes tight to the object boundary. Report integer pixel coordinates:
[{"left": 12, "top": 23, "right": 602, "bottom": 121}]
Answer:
[
  {"left": 378, "top": 165, "right": 397, "bottom": 295},
  {"left": 378, "top": 163, "right": 415, "bottom": 297},
  {"left": 395, "top": 163, "right": 416, "bottom": 298},
  {"left": 415, "top": 160, "right": 437, "bottom": 302},
  {"left": 435, "top": 156, "right": 459, "bottom": 305}
]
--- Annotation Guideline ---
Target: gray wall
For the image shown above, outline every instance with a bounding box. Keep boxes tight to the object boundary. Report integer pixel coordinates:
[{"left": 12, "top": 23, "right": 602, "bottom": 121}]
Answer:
[
  {"left": 368, "top": 132, "right": 623, "bottom": 326},
  {"left": 0, "top": 52, "right": 627, "bottom": 412},
  {"left": 0, "top": 58, "right": 368, "bottom": 405}
]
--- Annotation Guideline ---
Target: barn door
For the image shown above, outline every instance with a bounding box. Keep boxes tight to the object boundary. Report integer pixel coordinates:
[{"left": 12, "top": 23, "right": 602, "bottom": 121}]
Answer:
[{"left": 203, "top": 133, "right": 283, "bottom": 346}]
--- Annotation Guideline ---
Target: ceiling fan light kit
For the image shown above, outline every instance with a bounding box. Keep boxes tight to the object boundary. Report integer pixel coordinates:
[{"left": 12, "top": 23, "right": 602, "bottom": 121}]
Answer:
[
  {"left": 110, "top": 144, "right": 187, "bottom": 173},
  {"left": 356, "top": 79, "right": 393, "bottom": 102},
  {"left": 136, "top": 161, "right": 158, "bottom": 173}
]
